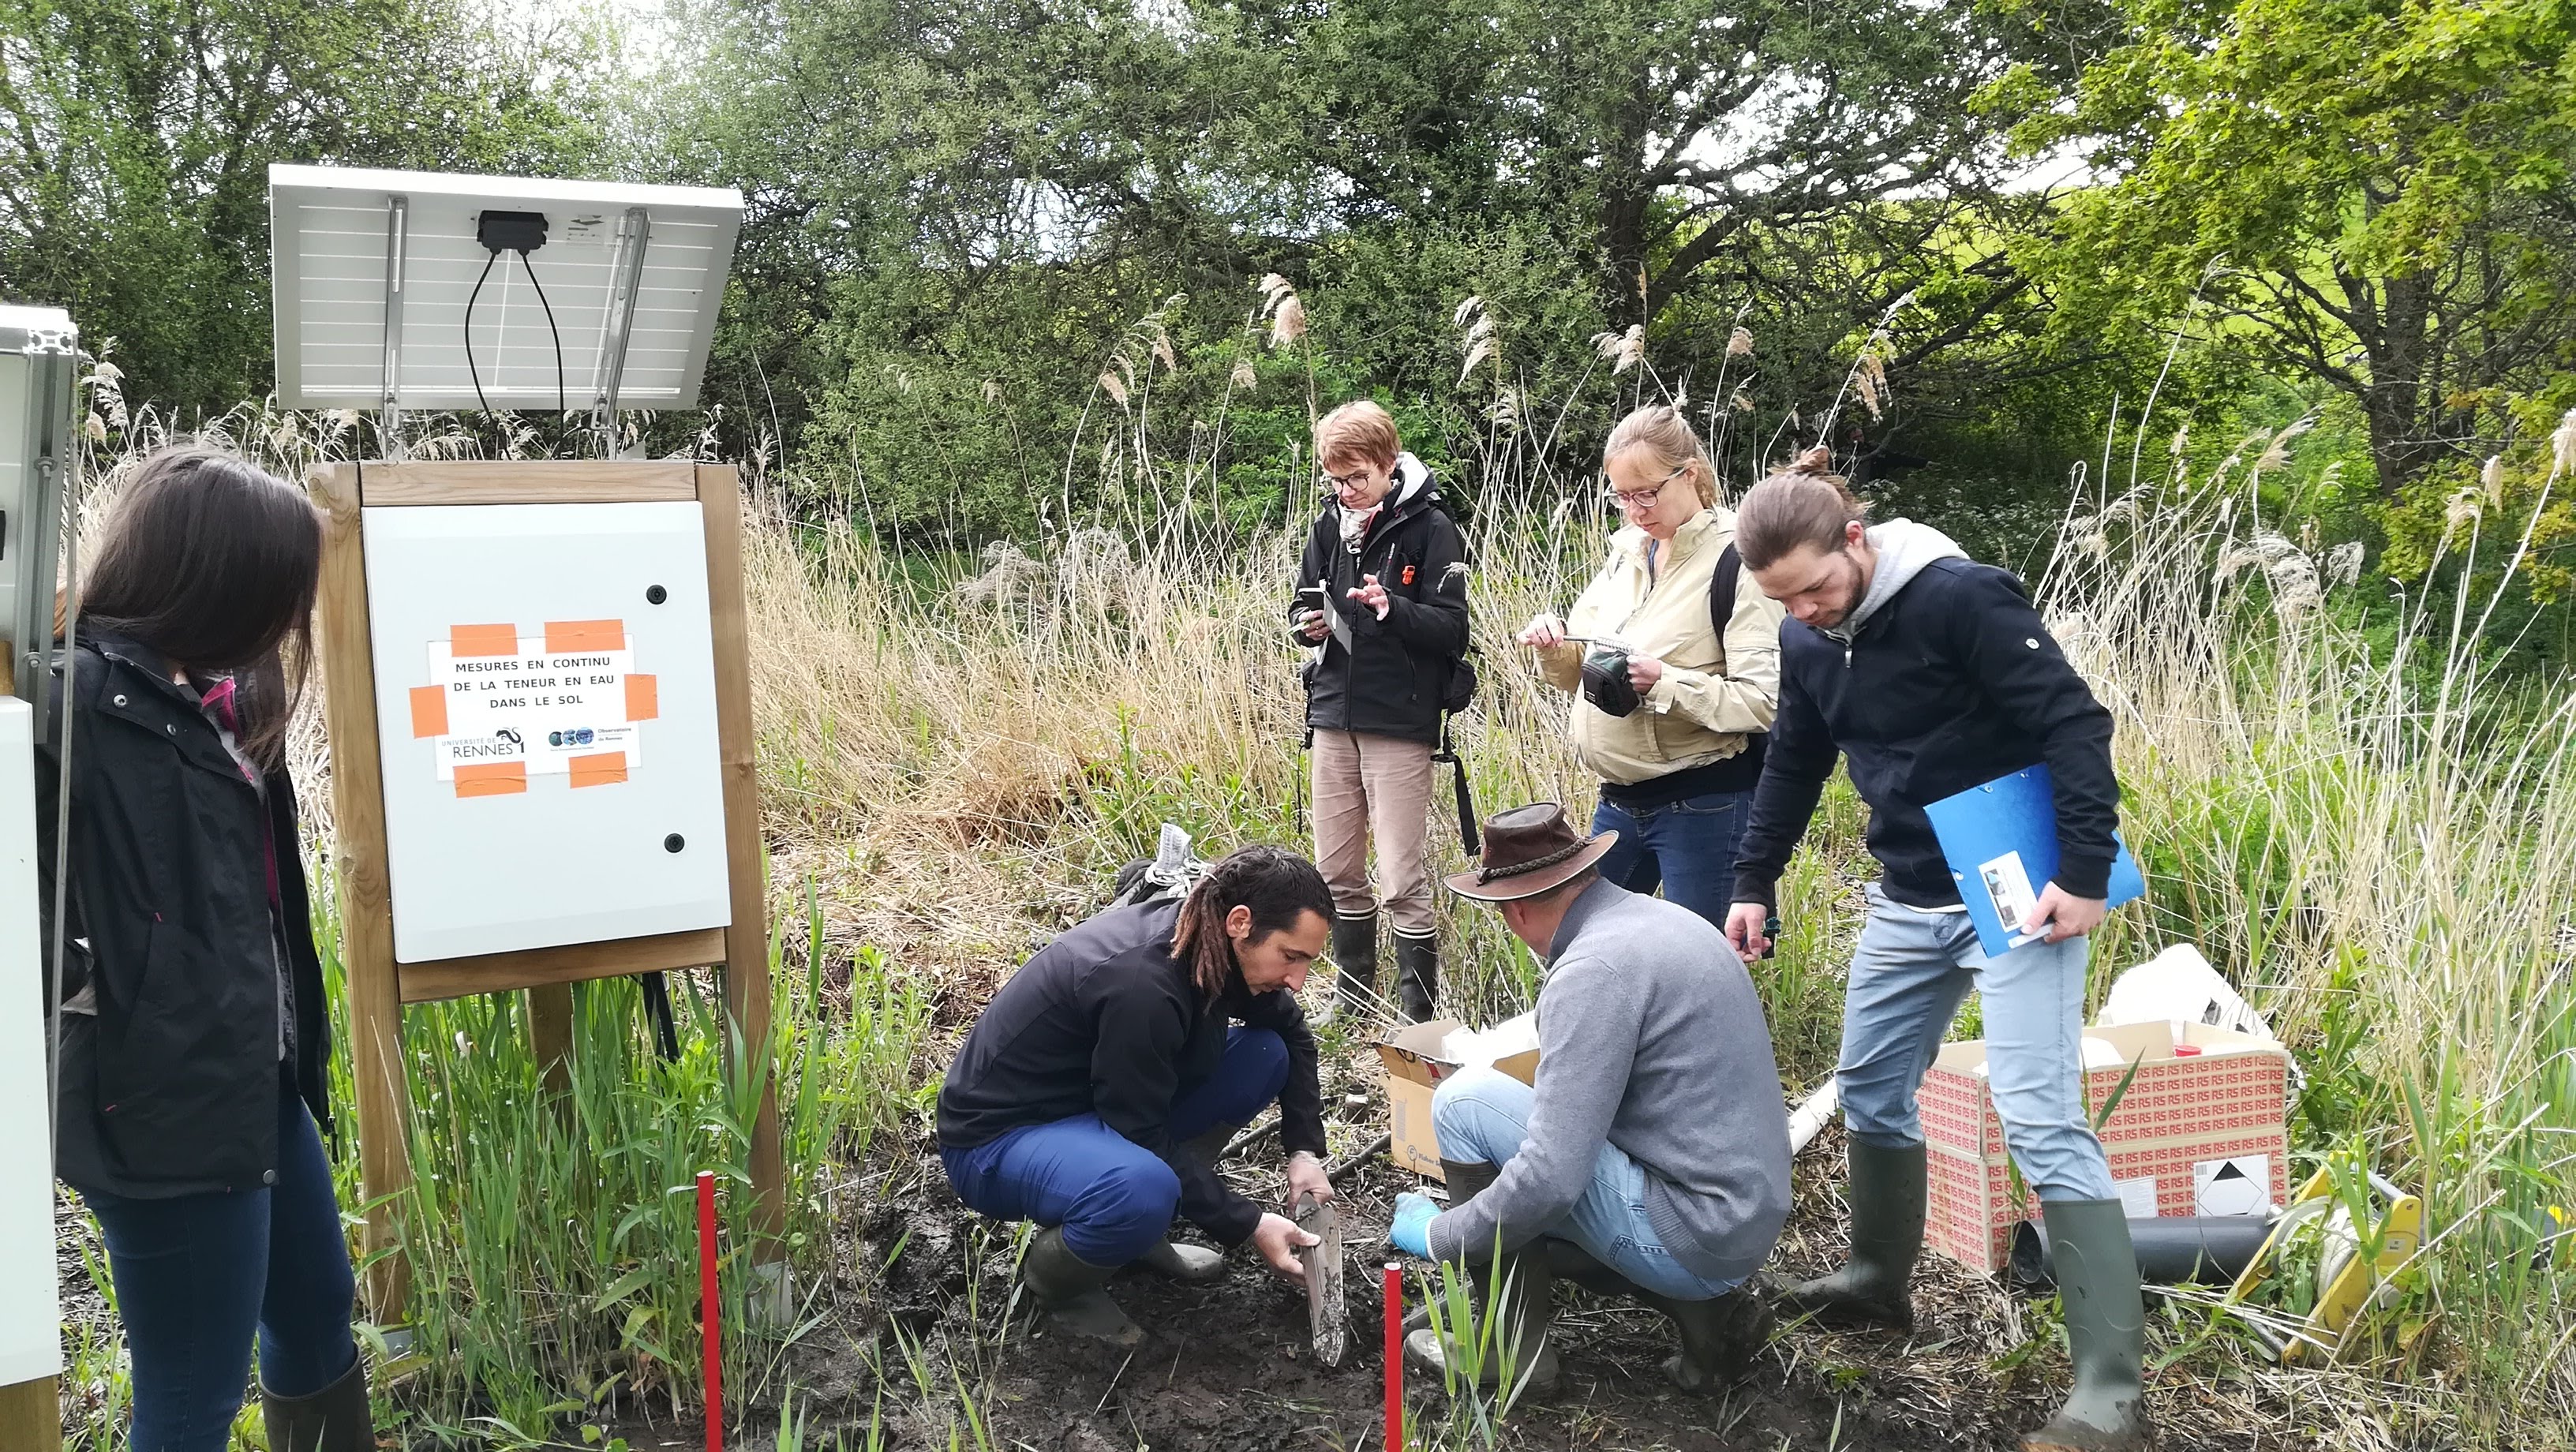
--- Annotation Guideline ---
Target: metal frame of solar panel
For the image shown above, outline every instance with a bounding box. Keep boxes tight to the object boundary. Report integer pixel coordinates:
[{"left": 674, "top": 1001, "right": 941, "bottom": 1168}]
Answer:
[{"left": 268, "top": 165, "right": 743, "bottom": 452}]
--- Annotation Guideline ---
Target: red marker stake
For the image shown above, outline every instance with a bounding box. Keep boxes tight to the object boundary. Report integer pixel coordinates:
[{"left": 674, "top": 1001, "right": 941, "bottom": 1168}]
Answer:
[
  {"left": 698, "top": 1170, "right": 724, "bottom": 1452},
  {"left": 1383, "top": 1261, "right": 1403, "bottom": 1452}
]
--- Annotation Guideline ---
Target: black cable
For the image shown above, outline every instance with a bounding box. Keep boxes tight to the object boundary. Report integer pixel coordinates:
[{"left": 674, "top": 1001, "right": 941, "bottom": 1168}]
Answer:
[
  {"left": 463, "top": 249, "right": 497, "bottom": 424},
  {"left": 518, "top": 248, "right": 567, "bottom": 415},
  {"left": 639, "top": 972, "right": 681, "bottom": 1061}
]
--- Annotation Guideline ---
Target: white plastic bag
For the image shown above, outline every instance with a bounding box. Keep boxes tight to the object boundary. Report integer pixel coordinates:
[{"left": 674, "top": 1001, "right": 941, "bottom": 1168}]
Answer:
[{"left": 2095, "top": 944, "right": 2275, "bottom": 1042}]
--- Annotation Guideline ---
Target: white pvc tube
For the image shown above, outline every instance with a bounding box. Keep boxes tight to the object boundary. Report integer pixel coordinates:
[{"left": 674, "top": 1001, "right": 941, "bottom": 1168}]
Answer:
[{"left": 1788, "top": 1078, "right": 1840, "bottom": 1156}]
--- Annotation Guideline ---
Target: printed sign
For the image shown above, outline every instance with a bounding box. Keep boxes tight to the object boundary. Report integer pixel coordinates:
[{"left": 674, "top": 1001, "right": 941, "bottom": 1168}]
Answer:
[
  {"left": 408, "top": 620, "right": 660, "bottom": 796},
  {"left": 2194, "top": 1154, "right": 2272, "bottom": 1217},
  {"left": 2114, "top": 1174, "right": 2162, "bottom": 1219},
  {"left": 1977, "top": 849, "right": 2042, "bottom": 945}
]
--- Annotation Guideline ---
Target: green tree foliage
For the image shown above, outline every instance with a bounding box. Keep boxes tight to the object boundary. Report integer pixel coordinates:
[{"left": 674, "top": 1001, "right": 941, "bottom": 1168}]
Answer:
[
  {"left": 647, "top": 0, "right": 2140, "bottom": 537},
  {"left": 0, "top": 0, "right": 608, "bottom": 414},
  {"left": 2023, "top": 0, "right": 2576, "bottom": 495}
]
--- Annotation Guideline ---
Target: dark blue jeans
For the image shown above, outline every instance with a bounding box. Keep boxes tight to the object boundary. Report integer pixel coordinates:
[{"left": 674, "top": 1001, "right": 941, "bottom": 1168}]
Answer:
[
  {"left": 942, "top": 1027, "right": 1289, "bottom": 1264},
  {"left": 81, "top": 1076, "right": 358, "bottom": 1452},
  {"left": 1592, "top": 787, "right": 1753, "bottom": 929}
]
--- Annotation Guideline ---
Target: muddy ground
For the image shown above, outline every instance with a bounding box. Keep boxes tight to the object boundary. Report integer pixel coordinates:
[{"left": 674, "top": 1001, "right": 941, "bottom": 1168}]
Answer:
[
  {"left": 49, "top": 1040, "right": 2350, "bottom": 1450},
  {"left": 598, "top": 1046, "right": 2344, "bottom": 1452}
]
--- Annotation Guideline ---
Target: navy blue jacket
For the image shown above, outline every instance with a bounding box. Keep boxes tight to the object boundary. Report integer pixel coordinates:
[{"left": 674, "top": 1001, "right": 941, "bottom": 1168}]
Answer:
[
  {"left": 936, "top": 899, "right": 1323, "bottom": 1246},
  {"left": 1732, "top": 559, "right": 2118, "bottom": 911}
]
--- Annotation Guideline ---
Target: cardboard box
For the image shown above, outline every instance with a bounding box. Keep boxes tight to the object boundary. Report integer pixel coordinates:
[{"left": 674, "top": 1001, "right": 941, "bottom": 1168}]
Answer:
[
  {"left": 1921, "top": 1020, "right": 2292, "bottom": 1274},
  {"left": 1378, "top": 1019, "right": 1541, "bottom": 1181}
]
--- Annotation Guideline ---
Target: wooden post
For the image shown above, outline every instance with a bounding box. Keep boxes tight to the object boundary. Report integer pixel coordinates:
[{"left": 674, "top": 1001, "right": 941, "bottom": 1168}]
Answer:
[
  {"left": 0, "top": 1375, "right": 58, "bottom": 1450},
  {"left": 699, "top": 466, "right": 783, "bottom": 1247},
  {"left": 529, "top": 982, "right": 575, "bottom": 1101},
  {"left": 312, "top": 463, "right": 417, "bottom": 1324}
]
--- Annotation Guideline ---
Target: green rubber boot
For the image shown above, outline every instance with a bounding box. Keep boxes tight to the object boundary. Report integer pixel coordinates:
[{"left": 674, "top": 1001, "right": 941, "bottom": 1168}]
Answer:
[
  {"left": 1316, "top": 911, "right": 1380, "bottom": 1026},
  {"left": 1544, "top": 1238, "right": 1772, "bottom": 1391},
  {"left": 1393, "top": 930, "right": 1439, "bottom": 1024},
  {"left": 2021, "top": 1199, "right": 2150, "bottom": 1451},
  {"left": 1775, "top": 1140, "right": 1925, "bottom": 1330},
  {"left": 1132, "top": 1125, "right": 1235, "bottom": 1282},
  {"left": 1023, "top": 1226, "right": 1144, "bottom": 1345},
  {"left": 260, "top": 1353, "right": 374, "bottom": 1452}
]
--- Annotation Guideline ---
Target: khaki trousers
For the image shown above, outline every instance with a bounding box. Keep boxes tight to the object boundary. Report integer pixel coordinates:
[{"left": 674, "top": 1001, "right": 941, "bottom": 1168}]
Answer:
[{"left": 1309, "top": 730, "right": 1438, "bottom": 938}]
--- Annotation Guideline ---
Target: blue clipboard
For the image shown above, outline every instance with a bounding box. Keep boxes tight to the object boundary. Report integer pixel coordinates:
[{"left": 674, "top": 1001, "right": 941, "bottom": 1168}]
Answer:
[{"left": 1922, "top": 764, "right": 2143, "bottom": 957}]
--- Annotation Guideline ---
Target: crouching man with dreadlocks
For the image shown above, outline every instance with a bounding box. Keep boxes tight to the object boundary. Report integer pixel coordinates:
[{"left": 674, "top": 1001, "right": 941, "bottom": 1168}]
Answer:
[
  {"left": 938, "top": 847, "right": 1336, "bottom": 1345},
  {"left": 1387, "top": 803, "right": 1792, "bottom": 1394}
]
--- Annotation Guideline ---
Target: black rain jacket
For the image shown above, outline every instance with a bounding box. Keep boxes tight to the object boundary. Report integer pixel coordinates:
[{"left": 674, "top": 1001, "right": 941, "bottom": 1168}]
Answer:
[
  {"left": 1732, "top": 559, "right": 2118, "bottom": 911},
  {"left": 37, "top": 628, "right": 332, "bottom": 1199},
  {"left": 1290, "top": 459, "right": 1470, "bottom": 745},
  {"left": 937, "top": 898, "right": 1324, "bottom": 1246}
]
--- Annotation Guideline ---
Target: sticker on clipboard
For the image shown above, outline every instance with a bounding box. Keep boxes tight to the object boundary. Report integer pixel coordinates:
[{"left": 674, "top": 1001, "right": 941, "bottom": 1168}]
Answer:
[{"left": 1977, "top": 849, "right": 2044, "bottom": 946}]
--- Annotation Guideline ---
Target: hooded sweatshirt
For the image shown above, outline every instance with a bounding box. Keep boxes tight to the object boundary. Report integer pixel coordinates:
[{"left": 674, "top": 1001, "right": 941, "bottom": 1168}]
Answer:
[
  {"left": 1732, "top": 520, "right": 2120, "bottom": 911},
  {"left": 1292, "top": 454, "right": 1470, "bottom": 745}
]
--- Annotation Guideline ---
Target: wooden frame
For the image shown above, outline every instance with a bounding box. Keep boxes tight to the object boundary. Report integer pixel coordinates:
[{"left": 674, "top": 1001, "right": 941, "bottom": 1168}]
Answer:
[{"left": 311, "top": 459, "right": 782, "bottom": 1323}]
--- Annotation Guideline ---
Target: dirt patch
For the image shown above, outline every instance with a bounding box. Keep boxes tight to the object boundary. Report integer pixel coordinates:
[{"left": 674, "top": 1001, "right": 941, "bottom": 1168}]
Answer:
[{"left": 688, "top": 1051, "right": 2335, "bottom": 1452}]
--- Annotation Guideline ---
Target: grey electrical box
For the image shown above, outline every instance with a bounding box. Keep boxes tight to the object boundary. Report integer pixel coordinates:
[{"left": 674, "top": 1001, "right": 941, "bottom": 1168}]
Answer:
[{"left": 0, "top": 304, "right": 80, "bottom": 721}]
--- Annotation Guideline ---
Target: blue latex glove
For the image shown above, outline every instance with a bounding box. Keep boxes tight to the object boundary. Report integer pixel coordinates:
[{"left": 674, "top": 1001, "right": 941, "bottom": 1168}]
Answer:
[{"left": 1388, "top": 1191, "right": 1439, "bottom": 1259}]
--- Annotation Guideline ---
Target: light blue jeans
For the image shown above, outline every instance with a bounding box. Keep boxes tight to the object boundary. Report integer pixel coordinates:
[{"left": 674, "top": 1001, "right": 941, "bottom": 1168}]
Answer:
[
  {"left": 1837, "top": 884, "right": 2117, "bottom": 1203},
  {"left": 1429, "top": 1066, "right": 1742, "bottom": 1301}
]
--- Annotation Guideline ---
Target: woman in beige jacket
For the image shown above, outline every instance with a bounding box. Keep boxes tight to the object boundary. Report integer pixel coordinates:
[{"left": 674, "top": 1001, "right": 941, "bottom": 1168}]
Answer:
[{"left": 1516, "top": 406, "right": 1785, "bottom": 926}]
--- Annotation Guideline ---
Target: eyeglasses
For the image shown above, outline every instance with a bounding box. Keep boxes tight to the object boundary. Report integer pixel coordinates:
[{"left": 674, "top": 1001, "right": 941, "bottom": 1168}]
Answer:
[
  {"left": 1319, "top": 466, "right": 1378, "bottom": 493},
  {"left": 1603, "top": 462, "right": 1691, "bottom": 511}
]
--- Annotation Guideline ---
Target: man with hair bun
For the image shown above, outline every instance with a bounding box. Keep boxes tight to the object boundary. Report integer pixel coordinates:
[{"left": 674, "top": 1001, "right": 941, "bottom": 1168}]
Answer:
[{"left": 1725, "top": 449, "right": 2148, "bottom": 1452}]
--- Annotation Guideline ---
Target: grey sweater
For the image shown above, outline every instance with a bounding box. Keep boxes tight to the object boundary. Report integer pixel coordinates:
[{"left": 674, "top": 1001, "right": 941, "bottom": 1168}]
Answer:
[{"left": 1424, "top": 880, "right": 1792, "bottom": 1285}]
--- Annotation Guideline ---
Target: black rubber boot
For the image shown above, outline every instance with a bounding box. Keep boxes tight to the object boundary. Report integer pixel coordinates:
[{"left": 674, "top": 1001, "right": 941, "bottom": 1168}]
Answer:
[
  {"left": 260, "top": 1353, "right": 373, "bottom": 1452},
  {"left": 1320, "top": 911, "right": 1380, "bottom": 1025},
  {"left": 1543, "top": 1238, "right": 1772, "bottom": 1391},
  {"left": 1405, "top": 1162, "right": 1558, "bottom": 1397},
  {"left": 1646, "top": 1286, "right": 1775, "bottom": 1392},
  {"left": 1394, "top": 930, "right": 1438, "bottom": 1024},
  {"left": 2021, "top": 1199, "right": 2150, "bottom": 1451},
  {"left": 1775, "top": 1140, "right": 1925, "bottom": 1330},
  {"left": 1023, "top": 1226, "right": 1145, "bottom": 1345},
  {"left": 1133, "top": 1125, "right": 1235, "bottom": 1282}
]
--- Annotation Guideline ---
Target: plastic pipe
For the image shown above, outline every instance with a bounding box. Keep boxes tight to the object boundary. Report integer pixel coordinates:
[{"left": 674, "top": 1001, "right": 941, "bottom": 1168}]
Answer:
[
  {"left": 698, "top": 1170, "right": 723, "bottom": 1452},
  {"left": 1788, "top": 1079, "right": 1839, "bottom": 1156},
  {"left": 1383, "top": 1262, "right": 1402, "bottom": 1452},
  {"left": 2010, "top": 1214, "right": 2277, "bottom": 1289}
]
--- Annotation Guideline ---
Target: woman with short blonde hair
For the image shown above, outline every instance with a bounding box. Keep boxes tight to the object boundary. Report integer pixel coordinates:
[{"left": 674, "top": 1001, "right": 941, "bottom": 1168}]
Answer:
[
  {"left": 1289, "top": 400, "right": 1470, "bottom": 1022},
  {"left": 1515, "top": 406, "right": 1784, "bottom": 927}
]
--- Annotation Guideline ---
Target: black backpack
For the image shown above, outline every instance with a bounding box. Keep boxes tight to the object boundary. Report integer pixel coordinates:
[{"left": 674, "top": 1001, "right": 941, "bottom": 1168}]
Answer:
[{"left": 1705, "top": 541, "right": 1768, "bottom": 777}]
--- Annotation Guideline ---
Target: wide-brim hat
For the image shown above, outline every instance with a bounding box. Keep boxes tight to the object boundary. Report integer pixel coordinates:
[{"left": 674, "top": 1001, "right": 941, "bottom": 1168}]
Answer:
[{"left": 1444, "top": 803, "right": 1618, "bottom": 903}]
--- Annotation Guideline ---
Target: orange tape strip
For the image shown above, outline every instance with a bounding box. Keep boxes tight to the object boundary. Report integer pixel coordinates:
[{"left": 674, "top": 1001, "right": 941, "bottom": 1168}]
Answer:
[
  {"left": 625, "top": 674, "right": 658, "bottom": 722},
  {"left": 454, "top": 761, "right": 527, "bottom": 798},
  {"left": 568, "top": 750, "right": 629, "bottom": 789},
  {"left": 451, "top": 623, "right": 519, "bottom": 657},
  {"left": 544, "top": 619, "right": 626, "bottom": 654},
  {"left": 409, "top": 685, "right": 448, "bottom": 738}
]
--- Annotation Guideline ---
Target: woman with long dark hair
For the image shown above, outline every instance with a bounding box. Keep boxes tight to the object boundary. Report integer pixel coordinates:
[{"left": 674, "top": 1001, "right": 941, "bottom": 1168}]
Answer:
[
  {"left": 37, "top": 445, "right": 372, "bottom": 1451},
  {"left": 937, "top": 845, "right": 1336, "bottom": 1344}
]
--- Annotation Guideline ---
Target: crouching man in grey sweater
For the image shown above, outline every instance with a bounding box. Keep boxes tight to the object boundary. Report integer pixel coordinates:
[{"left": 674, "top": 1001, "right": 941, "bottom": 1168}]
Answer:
[{"left": 1388, "top": 803, "right": 1792, "bottom": 1394}]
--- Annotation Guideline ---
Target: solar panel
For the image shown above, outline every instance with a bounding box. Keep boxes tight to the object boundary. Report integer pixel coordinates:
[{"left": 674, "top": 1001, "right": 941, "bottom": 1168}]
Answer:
[{"left": 268, "top": 165, "right": 743, "bottom": 414}]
